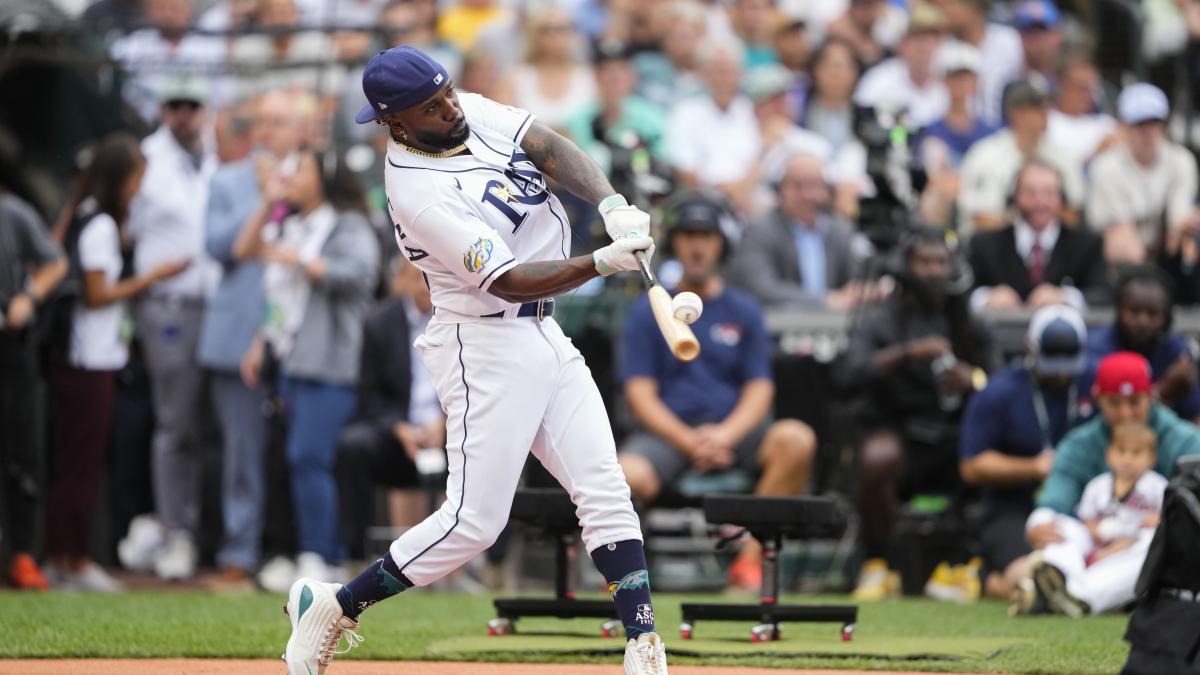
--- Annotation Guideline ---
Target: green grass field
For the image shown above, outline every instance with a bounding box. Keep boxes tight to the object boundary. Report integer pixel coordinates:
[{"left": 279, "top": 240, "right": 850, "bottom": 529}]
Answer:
[{"left": 0, "top": 590, "right": 1130, "bottom": 674}]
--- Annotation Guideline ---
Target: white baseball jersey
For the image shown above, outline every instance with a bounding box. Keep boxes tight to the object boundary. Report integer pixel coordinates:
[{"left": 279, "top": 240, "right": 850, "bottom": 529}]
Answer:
[
  {"left": 376, "top": 92, "right": 643, "bottom": 588},
  {"left": 384, "top": 93, "right": 571, "bottom": 319},
  {"left": 1076, "top": 470, "right": 1167, "bottom": 540}
]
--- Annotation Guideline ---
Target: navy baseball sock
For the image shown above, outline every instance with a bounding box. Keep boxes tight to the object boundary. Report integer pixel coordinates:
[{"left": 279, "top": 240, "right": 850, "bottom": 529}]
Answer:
[
  {"left": 336, "top": 554, "right": 412, "bottom": 620},
  {"left": 591, "top": 540, "right": 655, "bottom": 640}
]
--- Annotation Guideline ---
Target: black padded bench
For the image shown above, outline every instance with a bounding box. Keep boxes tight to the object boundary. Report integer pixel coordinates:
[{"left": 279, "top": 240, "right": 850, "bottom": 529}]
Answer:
[
  {"left": 679, "top": 494, "right": 858, "bottom": 642},
  {"left": 487, "top": 488, "right": 621, "bottom": 637}
]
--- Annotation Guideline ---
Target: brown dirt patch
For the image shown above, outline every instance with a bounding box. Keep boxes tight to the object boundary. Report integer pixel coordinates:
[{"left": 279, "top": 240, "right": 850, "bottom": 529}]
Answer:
[{"left": 0, "top": 660, "right": 977, "bottom": 674}]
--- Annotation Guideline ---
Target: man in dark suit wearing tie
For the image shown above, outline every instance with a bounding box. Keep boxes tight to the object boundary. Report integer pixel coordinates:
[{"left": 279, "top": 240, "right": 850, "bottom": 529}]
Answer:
[
  {"left": 968, "top": 161, "right": 1108, "bottom": 313},
  {"left": 730, "top": 153, "right": 882, "bottom": 310}
]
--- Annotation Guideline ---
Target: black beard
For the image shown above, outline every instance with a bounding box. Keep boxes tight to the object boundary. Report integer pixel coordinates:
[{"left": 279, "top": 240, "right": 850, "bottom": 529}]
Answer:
[{"left": 412, "top": 122, "right": 470, "bottom": 149}]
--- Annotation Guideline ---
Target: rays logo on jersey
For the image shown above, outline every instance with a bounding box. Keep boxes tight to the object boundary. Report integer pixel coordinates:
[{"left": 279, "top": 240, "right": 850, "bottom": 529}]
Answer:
[{"left": 463, "top": 237, "right": 494, "bottom": 273}]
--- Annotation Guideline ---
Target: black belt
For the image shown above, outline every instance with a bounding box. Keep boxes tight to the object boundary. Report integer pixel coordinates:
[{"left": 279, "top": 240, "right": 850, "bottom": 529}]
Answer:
[{"left": 481, "top": 299, "right": 554, "bottom": 320}]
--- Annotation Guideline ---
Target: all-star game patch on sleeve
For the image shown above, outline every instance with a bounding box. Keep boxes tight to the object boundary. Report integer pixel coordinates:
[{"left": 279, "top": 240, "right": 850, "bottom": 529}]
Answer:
[{"left": 408, "top": 203, "right": 518, "bottom": 292}]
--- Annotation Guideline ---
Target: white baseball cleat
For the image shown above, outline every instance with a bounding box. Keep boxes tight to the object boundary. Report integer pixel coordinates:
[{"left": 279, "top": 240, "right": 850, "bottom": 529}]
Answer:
[
  {"left": 624, "top": 631, "right": 668, "bottom": 675},
  {"left": 282, "top": 578, "right": 364, "bottom": 674}
]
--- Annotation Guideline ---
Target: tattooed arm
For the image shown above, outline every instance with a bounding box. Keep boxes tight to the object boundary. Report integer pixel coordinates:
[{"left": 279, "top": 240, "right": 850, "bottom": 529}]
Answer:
[
  {"left": 488, "top": 255, "right": 600, "bottom": 303},
  {"left": 520, "top": 120, "right": 616, "bottom": 205}
]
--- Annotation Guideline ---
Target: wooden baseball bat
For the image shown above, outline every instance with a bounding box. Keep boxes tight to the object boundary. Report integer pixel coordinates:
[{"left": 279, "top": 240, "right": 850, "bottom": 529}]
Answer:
[{"left": 634, "top": 251, "right": 700, "bottom": 362}]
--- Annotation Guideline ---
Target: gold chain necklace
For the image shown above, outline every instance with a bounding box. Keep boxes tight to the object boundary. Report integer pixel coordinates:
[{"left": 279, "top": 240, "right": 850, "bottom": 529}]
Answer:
[{"left": 398, "top": 141, "right": 469, "bottom": 159}]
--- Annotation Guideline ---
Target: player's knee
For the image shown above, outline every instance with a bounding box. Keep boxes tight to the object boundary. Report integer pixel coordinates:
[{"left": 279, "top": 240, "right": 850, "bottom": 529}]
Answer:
[
  {"left": 763, "top": 419, "right": 817, "bottom": 468},
  {"left": 619, "top": 453, "right": 661, "bottom": 503}
]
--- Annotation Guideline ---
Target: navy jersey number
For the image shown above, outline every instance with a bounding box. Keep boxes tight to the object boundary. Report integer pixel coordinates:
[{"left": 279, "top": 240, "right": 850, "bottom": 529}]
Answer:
[{"left": 481, "top": 180, "right": 529, "bottom": 233}]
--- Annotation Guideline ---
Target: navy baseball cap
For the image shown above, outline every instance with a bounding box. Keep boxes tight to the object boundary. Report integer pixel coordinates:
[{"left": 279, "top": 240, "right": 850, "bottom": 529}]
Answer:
[
  {"left": 1027, "top": 305, "right": 1087, "bottom": 375},
  {"left": 355, "top": 46, "right": 450, "bottom": 124}
]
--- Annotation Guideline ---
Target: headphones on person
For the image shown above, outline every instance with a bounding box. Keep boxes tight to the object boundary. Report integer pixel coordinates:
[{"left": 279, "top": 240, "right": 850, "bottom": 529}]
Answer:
[
  {"left": 659, "top": 189, "right": 741, "bottom": 262},
  {"left": 1005, "top": 159, "right": 1070, "bottom": 211},
  {"left": 1113, "top": 265, "right": 1176, "bottom": 332},
  {"left": 884, "top": 225, "right": 974, "bottom": 297}
]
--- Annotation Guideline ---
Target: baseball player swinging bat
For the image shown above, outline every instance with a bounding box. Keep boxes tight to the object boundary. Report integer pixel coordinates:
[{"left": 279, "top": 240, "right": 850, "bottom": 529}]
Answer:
[{"left": 634, "top": 251, "right": 700, "bottom": 362}]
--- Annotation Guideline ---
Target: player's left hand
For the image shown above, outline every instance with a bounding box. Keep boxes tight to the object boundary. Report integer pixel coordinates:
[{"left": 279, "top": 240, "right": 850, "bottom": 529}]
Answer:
[
  {"left": 598, "top": 194, "right": 650, "bottom": 241},
  {"left": 5, "top": 293, "right": 35, "bottom": 331}
]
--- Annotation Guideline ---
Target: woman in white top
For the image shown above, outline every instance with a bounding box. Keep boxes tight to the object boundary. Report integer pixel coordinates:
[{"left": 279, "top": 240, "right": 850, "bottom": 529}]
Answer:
[
  {"left": 44, "top": 133, "right": 189, "bottom": 592},
  {"left": 506, "top": 7, "right": 597, "bottom": 132}
]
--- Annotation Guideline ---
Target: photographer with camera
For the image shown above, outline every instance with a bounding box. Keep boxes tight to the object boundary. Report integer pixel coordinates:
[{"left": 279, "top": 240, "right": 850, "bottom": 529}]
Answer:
[{"left": 834, "top": 228, "right": 996, "bottom": 600}]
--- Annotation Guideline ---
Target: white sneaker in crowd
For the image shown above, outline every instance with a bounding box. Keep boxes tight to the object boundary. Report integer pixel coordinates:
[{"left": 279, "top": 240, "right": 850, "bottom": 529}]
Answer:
[
  {"left": 117, "top": 515, "right": 165, "bottom": 572},
  {"left": 624, "top": 632, "right": 669, "bottom": 675},
  {"left": 71, "top": 562, "right": 125, "bottom": 593},
  {"left": 259, "top": 556, "right": 298, "bottom": 594},
  {"left": 283, "top": 578, "right": 363, "bottom": 675},
  {"left": 297, "top": 552, "right": 338, "bottom": 583},
  {"left": 154, "top": 531, "right": 197, "bottom": 581}
]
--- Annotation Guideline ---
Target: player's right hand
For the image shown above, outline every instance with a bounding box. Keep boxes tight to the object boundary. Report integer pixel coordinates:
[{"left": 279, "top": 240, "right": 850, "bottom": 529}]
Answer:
[{"left": 593, "top": 235, "right": 655, "bottom": 277}]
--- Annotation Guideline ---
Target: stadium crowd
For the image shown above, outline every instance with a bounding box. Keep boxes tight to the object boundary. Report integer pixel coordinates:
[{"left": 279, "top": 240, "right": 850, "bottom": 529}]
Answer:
[{"left": 3, "top": 0, "right": 1200, "bottom": 619}]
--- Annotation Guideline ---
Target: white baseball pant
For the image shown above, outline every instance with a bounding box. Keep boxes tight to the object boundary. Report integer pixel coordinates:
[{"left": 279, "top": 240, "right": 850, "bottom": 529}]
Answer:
[
  {"left": 388, "top": 315, "right": 643, "bottom": 587},
  {"left": 1041, "top": 514, "right": 1154, "bottom": 614}
]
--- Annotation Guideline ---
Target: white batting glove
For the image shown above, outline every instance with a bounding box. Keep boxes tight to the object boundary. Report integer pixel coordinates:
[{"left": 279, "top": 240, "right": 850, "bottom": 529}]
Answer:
[
  {"left": 598, "top": 194, "right": 651, "bottom": 241},
  {"left": 593, "top": 235, "right": 655, "bottom": 277}
]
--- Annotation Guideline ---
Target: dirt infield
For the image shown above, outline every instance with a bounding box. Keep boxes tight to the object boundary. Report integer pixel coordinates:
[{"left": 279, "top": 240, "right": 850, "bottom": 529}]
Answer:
[{"left": 0, "top": 661, "right": 973, "bottom": 674}]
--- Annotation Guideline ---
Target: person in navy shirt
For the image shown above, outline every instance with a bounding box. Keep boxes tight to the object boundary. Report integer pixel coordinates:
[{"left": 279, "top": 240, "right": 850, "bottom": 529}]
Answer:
[
  {"left": 617, "top": 192, "right": 817, "bottom": 590},
  {"left": 1087, "top": 267, "right": 1200, "bottom": 422},
  {"left": 960, "top": 305, "right": 1094, "bottom": 600}
]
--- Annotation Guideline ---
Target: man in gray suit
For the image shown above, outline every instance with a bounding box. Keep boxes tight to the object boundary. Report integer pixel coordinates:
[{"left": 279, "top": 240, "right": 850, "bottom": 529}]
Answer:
[{"left": 730, "top": 152, "right": 878, "bottom": 310}]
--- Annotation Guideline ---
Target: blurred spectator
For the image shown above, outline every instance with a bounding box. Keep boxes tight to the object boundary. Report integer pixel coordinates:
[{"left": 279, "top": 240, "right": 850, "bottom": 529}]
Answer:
[
  {"left": 957, "top": 79, "right": 1084, "bottom": 235},
  {"left": 1013, "top": 0, "right": 1062, "bottom": 88},
  {"left": 380, "top": 0, "right": 461, "bottom": 77},
  {"left": 110, "top": 0, "right": 225, "bottom": 124},
  {"left": 1031, "top": 419, "right": 1165, "bottom": 618},
  {"left": 932, "top": 0, "right": 1022, "bottom": 126},
  {"left": 823, "top": 0, "right": 907, "bottom": 68},
  {"left": 959, "top": 305, "right": 1091, "bottom": 600},
  {"left": 1086, "top": 83, "right": 1200, "bottom": 267},
  {"left": 238, "top": 151, "right": 380, "bottom": 583},
  {"left": 632, "top": 1, "right": 708, "bottom": 109},
  {"left": 853, "top": 4, "right": 947, "bottom": 129},
  {"left": 917, "top": 42, "right": 991, "bottom": 169},
  {"left": 437, "top": 0, "right": 513, "bottom": 54},
  {"left": 44, "top": 134, "right": 187, "bottom": 592},
  {"left": 506, "top": 7, "right": 596, "bottom": 132},
  {"left": 665, "top": 38, "right": 760, "bottom": 200},
  {"left": 834, "top": 229, "right": 996, "bottom": 600},
  {"left": 459, "top": 46, "right": 511, "bottom": 101},
  {"left": 743, "top": 65, "right": 867, "bottom": 217},
  {"left": 728, "top": 0, "right": 780, "bottom": 69},
  {"left": 0, "top": 185, "right": 66, "bottom": 591},
  {"left": 916, "top": 42, "right": 994, "bottom": 227},
  {"left": 772, "top": 8, "right": 812, "bottom": 117},
  {"left": 731, "top": 152, "right": 877, "bottom": 309},
  {"left": 117, "top": 77, "right": 219, "bottom": 582},
  {"left": 1020, "top": 352, "right": 1200, "bottom": 616},
  {"left": 337, "top": 256, "right": 443, "bottom": 561},
  {"left": 198, "top": 90, "right": 313, "bottom": 590},
  {"left": 230, "top": 0, "right": 340, "bottom": 92},
  {"left": 800, "top": 38, "right": 863, "bottom": 159},
  {"left": 564, "top": 42, "right": 667, "bottom": 180},
  {"left": 1086, "top": 268, "right": 1200, "bottom": 423},
  {"left": 618, "top": 192, "right": 816, "bottom": 591},
  {"left": 967, "top": 161, "right": 1107, "bottom": 313},
  {"left": 1045, "top": 56, "right": 1117, "bottom": 170}
]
